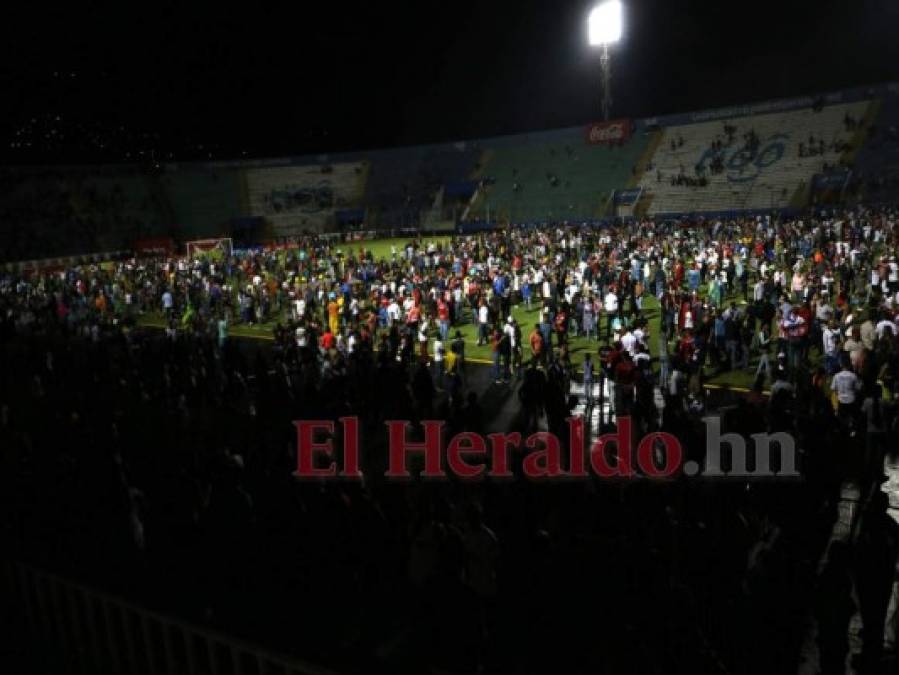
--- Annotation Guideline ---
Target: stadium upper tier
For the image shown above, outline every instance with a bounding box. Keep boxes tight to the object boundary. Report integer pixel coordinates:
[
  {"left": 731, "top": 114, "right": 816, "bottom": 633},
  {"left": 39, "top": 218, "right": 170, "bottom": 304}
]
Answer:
[
  {"left": 0, "top": 83, "right": 896, "bottom": 262},
  {"left": 636, "top": 101, "right": 873, "bottom": 215}
]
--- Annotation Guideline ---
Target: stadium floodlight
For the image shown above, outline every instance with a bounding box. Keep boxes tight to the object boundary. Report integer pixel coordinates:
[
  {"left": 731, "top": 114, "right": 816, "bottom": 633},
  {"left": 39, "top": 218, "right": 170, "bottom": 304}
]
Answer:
[
  {"left": 588, "top": 0, "right": 622, "bottom": 46},
  {"left": 588, "top": 1, "right": 622, "bottom": 121}
]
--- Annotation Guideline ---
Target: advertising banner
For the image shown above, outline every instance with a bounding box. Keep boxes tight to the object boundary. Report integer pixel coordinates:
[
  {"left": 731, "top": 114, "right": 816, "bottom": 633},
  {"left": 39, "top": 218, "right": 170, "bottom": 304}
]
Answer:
[
  {"left": 585, "top": 119, "right": 632, "bottom": 145},
  {"left": 132, "top": 237, "right": 175, "bottom": 257},
  {"left": 613, "top": 188, "right": 642, "bottom": 205}
]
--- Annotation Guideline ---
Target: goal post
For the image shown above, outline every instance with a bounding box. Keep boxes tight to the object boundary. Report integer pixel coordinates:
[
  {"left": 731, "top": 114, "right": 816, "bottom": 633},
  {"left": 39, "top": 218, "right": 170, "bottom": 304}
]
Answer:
[{"left": 185, "top": 237, "right": 233, "bottom": 261}]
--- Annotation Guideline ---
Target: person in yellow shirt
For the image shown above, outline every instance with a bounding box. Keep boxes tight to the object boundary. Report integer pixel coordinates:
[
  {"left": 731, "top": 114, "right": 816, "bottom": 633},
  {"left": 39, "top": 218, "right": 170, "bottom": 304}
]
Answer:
[
  {"left": 328, "top": 297, "right": 340, "bottom": 336},
  {"left": 444, "top": 348, "right": 457, "bottom": 376}
]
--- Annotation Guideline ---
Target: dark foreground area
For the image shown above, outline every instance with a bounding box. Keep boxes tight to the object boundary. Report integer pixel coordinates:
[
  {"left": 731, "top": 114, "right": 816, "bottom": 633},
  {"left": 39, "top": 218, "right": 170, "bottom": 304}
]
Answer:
[{"left": 1, "top": 328, "right": 897, "bottom": 674}]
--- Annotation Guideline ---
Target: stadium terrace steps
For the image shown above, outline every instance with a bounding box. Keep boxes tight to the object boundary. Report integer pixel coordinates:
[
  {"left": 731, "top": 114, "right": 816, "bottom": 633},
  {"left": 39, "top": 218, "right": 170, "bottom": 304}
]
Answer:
[
  {"left": 637, "top": 101, "right": 871, "bottom": 215},
  {"left": 627, "top": 129, "right": 664, "bottom": 189},
  {"left": 843, "top": 99, "right": 880, "bottom": 166},
  {"left": 472, "top": 129, "right": 647, "bottom": 223},
  {"left": 853, "top": 88, "right": 899, "bottom": 202},
  {"left": 363, "top": 145, "right": 480, "bottom": 228}
]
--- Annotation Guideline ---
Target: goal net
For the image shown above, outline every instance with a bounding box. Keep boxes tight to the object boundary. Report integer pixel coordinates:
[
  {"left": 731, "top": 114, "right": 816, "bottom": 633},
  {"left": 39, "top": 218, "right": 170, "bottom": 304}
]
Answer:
[{"left": 185, "top": 238, "right": 233, "bottom": 262}]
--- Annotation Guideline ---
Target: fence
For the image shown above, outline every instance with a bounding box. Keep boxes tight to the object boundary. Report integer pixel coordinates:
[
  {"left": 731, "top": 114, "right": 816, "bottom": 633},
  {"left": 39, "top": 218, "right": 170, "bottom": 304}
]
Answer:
[{"left": 2, "top": 559, "right": 338, "bottom": 675}]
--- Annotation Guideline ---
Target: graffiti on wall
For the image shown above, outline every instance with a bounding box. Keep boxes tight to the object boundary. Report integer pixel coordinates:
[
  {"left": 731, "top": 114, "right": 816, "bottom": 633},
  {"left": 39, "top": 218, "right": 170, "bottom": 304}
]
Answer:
[
  {"left": 695, "top": 133, "right": 789, "bottom": 183},
  {"left": 246, "top": 163, "right": 365, "bottom": 234}
]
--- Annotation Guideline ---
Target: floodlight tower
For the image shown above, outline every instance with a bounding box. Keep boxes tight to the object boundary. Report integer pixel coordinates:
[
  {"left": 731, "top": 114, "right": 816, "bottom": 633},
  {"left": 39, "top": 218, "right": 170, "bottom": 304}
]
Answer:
[{"left": 588, "top": 1, "right": 622, "bottom": 121}]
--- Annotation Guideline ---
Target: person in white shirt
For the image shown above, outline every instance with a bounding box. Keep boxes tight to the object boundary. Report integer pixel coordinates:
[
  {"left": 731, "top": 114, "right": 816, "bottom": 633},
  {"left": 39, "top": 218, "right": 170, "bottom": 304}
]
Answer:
[
  {"left": 815, "top": 299, "right": 833, "bottom": 323},
  {"left": 621, "top": 328, "right": 637, "bottom": 356},
  {"left": 477, "top": 302, "right": 490, "bottom": 346},
  {"left": 418, "top": 317, "right": 430, "bottom": 362},
  {"left": 889, "top": 257, "right": 899, "bottom": 291},
  {"left": 633, "top": 325, "right": 646, "bottom": 346},
  {"left": 452, "top": 286, "right": 464, "bottom": 322},
  {"left": 633, "top": 345, "right": 651, "bottom": 371},
  {"left": 387, "top": 300, "right": 401, "bottom": 326},
  {"left": 822, "top": 322, "right": 840, "bottom": 375},
  {"left": 433, "top": 337, "right": 445, "bottom": 381},
  {"left": 503, "top": 316, "right": 517, "bottom": 349},
  {"left": 831, "top": 363, "right": 861, "bottom": 428},
  {"left": 161, "top": 290, "right": 174, "bottom": 319},
  {"left": 604, "top": 290, "right": 618, "bottom": 339},
  {"left": 875, "top": 316, "right": 897, "bottom": 340},
  {"left": 753, "top": 279, "right": 765, "bottom": 302}
]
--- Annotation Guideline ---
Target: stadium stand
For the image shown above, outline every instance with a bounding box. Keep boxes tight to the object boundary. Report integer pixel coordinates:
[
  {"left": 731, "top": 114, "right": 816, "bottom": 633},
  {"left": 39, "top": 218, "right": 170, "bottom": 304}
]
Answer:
[
  {"left": 362, "top": 144, "right": 479, "bottom": 228},
  {"left": 849, "top": 86, "right": 899, "bottom": 203},
  {"left": 3, "top": 84, "right": 899, "bottom": 263},
  {"left": 470, "top": 127, "right": 647, "bottom": 223},
  {"left": 0, "top": 166, "right": 168, "bottom": 260},
  {"left": 242, "top": 161, "right": 368, "bottom": 236},
  {"left": 163, "top": 167, "right": 243, "bottom": 240},
  {"left": 636, "top": 100, "right": 873, "bottom": 216}
]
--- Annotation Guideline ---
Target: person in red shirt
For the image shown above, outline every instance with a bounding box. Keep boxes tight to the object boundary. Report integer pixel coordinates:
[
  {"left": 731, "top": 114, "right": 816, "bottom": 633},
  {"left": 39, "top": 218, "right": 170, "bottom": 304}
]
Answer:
[
  {"left": 678, "top": 330, "right": 696, "bottom": 364},
  {"left": 673, "top": 261, "right": 685, "bottom": 288},
  {"left": 406, "top": 303, "right": 421, "bottom": 331},
  {"left": 529, "top": 325, "right": 544, "bottom": 366},
  {"left": 604, "top": 340, "right": 623, "bottom": 376},
  {"left": 320, "top": 329, "right": 336, "bottom": 352},
  {"left": 554, "top": 308, "right": 568, "bottom": 346},
  {"left": 437, "top": 299, "right": 450, "bottom": 342},
  {"left": 614, "top": 351, "right": 637, "bottom": 414},
  {"left": 677, "top": 297, "right": 692, "bottom": 334}
]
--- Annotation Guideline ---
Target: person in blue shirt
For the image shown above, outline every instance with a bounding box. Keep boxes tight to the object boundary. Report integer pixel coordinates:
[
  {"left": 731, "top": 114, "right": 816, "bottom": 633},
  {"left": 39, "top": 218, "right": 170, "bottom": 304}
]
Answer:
[
  {"left": 582, "top": 353, "right": 595, "bottom": 405},
  {"left": 493, "top": 274, "right": 506, "bottom": 296},
  {"left": 539, "top": 315, "right": 553, "bottom": 354},
  {"left": 522, "top": 278, "right": 532, "bottom": 309},
  {"left": 687, "top": 266, "right": 701, "bottom": 292},
  {"left": 713, "top": 313, "right": 726, "bottom": 368}
]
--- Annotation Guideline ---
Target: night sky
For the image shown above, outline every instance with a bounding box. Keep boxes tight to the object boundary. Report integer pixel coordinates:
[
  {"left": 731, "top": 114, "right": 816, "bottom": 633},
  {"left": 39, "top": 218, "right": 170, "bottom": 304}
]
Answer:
[{"left": 1, "top": 0, "right": 898, "bottom": 162}]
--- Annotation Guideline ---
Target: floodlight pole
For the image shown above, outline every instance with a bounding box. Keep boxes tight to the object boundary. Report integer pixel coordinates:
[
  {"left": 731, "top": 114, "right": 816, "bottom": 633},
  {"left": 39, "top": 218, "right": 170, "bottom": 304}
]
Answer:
[{"left": 600, "top": 42, "right": 612, "bottom": 121}]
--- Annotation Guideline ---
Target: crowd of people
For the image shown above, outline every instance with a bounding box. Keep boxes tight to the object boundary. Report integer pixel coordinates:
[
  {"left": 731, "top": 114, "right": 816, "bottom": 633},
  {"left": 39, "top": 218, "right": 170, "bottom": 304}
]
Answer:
[{"left": 3, "top": 206, "right": 899, "bottom": 672}]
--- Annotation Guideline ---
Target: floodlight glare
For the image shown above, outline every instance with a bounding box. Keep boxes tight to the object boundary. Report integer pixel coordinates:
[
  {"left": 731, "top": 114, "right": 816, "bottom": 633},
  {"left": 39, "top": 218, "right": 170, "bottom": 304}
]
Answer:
[
  {"left": 587, "top": 1, "right": 622, "bottom": 120},
  {"left": 588, "top": 1, "right": 622, "bottom": 46}
]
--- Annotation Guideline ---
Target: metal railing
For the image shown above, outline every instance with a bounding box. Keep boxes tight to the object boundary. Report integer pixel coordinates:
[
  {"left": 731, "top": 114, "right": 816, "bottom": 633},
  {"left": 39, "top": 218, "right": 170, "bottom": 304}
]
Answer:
[{"left": 3, "top": 559, "right": 338, "bottom": 675}]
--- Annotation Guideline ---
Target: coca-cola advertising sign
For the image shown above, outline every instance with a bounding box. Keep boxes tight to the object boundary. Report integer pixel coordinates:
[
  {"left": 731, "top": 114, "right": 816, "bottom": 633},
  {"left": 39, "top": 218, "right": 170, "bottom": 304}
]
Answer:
[
  {"left": 132, "top": 237, "right": 175, "bottom": 257},
  {"left": 585, "top": 119, "right": 631, "bottom": 145}
]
